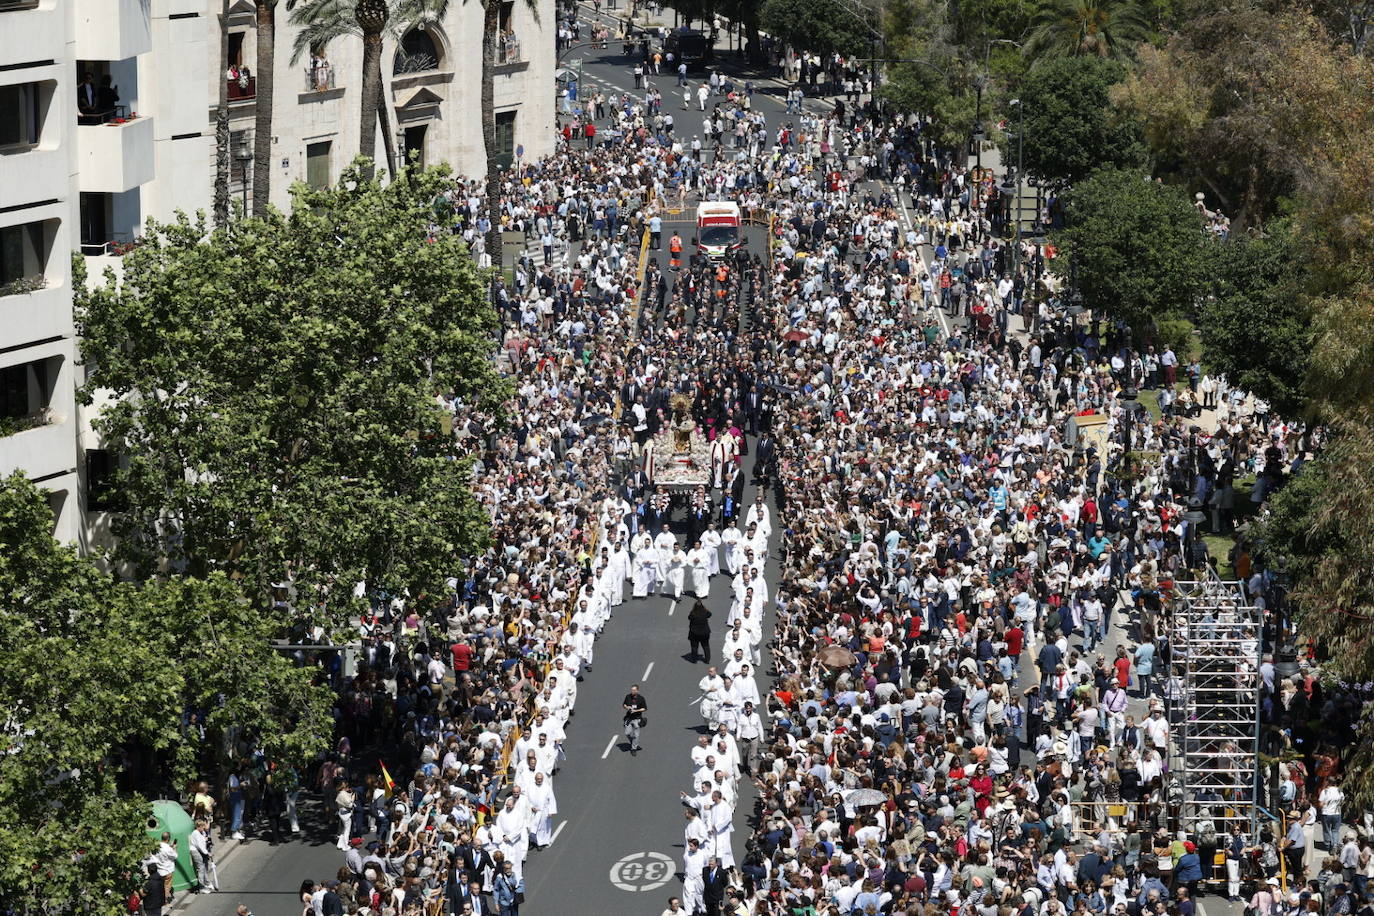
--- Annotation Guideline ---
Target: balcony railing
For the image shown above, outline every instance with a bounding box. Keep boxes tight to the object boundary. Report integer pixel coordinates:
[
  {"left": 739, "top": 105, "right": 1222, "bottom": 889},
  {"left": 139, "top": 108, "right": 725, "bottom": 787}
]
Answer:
[
  {"left": 305, "top": 63, "right": 336, "bottom": 92},
  {"left": 77, "top": 106, "right": 133, "bottom": 126},
  {"left": 228, "top": 76, "right": 256, "bottom": 101},
  {"left": 497, "top": 34, "right": 523, "bottom": 64},
  {"left": 79, "top": 234, "right": 139, "bottom": 257}
]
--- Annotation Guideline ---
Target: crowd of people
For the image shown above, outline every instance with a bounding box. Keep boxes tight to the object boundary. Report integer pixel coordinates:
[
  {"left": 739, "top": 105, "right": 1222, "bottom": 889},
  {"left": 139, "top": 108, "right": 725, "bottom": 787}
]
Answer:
[{"left": 154, "top": 18, "right": 1373, "bottom": 916}]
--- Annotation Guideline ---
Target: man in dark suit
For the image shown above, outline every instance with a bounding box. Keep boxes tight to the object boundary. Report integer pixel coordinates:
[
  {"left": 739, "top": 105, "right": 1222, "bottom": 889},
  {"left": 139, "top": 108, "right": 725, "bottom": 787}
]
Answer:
[
  {"left": 753, "top": 433, "right": 776, "bottom": 485},
  {"left": 744, "top": 386, "right": 762, "bottom": 434},
  {"left": 702, "top": 857, "right": 728, "bottom": 916},
  {"left": 621, "top": 378, "right": 641, "bottom": 407},
  {"left": 458, "top": 879, "right": 494, "bottom": 916}
]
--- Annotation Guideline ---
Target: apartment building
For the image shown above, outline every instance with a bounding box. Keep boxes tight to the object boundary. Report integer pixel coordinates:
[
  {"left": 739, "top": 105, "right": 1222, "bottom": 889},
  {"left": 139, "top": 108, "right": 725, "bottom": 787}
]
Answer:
[{"left": 0, "top": 0, "right": 553, "bottom": 545}]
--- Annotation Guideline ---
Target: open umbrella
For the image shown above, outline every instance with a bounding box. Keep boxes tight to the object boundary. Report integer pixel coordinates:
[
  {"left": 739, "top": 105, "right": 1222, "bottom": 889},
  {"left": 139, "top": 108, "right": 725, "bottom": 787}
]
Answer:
[
  {"left": 818, "top": 645, "right": 857, "bottom": 668},
  {"left": 845, "top": 788, "right": 887, "bottom": 807},
  {"left": 782, "top": 328, "right": 809, "bottom": 344}
]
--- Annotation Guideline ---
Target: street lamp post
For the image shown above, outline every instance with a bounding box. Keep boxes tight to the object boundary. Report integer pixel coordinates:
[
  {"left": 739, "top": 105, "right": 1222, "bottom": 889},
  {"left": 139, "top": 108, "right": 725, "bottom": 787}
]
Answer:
[
  {"left": 1118, "top": 387, "right": 1141, "bottom": 484},
  {"left": 971, "top": 74, "right": 985, "bottom": 207},
  {"left": 233, "top": 137, "right": 254, "bottom": 212}
]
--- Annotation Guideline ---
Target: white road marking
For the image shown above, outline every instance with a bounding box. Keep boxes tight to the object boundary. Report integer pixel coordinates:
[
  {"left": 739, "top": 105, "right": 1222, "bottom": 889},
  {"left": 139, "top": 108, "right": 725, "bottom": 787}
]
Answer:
[
  {"left": 609, "top": 851, "right": 676, "bottom": 892},
  {"left": 601, "top": 734, "right": 619, "bottom": 759},
  {"left": 667, "top": 598, "right": 677, "bottom": 616},
  {"left": 642, "top": 661, "right": 654, "bottom": 681},
  {"left": 550, "top": 820, "right": 567, "bottom": 846}
]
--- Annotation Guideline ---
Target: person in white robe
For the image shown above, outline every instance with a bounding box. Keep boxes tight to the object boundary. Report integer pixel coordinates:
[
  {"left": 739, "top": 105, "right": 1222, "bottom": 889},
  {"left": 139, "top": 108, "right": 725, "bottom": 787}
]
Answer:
[
  {"left": 700, "top": 524, "right": 722, "bottom": 576},
  {"left": 709, "top": 437, "right": 729, "bottom": 490},
  {"left": 738, "top": 606, "right": 763, "bottom": 666},
  {"left": 666, "top": 545, "right": 688, "bottom": 599},
  {"left": 697, "top": 667, "right": 724, "bottom": 728},
  {"left": 608, "top": 540, "right": 631, "bottom": 605},
  {"left": 721, "top": 622, "right": 750, "bottom": 663},
  {"left": 687, "top": 542, "right": 711, "bottom": 598},
  {"left": 633, "top": 547, "right": 658, "bottom": 598},
  {"left": 745, "top": 496, "right": 772, "bottom": 540},
  {"left": 730, "top": 666, "right": 760, "bottom": 710},
  {"left": 705, "top": 795, "right": 736, "bottom": 867},
  {"left": 524, "top": 772, "right": 557, "bottom": 847},
  {"left": 654, "top": 529, "right": 678, "bottom": 584},
  {"left": 513, "top": 757, "right": 543, "bottom": 796},
  {"left": 716, "top": 676, "right": 740, "bottom": 732},
  {"left": 681, "top": 839, "right": 709, "bottom": 915},
  {"left": 720, "top": 524, "right": 743, "bottom": 575},
  {"left": 495, "top": 794, "right": 530, "bottom": 881}
]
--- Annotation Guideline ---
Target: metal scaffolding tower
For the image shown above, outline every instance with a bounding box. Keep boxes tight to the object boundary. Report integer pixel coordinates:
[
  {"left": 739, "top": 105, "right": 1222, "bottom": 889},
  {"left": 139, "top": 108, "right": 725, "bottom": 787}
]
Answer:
[{"left": 1168, "top": 576, "right": 1264, "bottom": 834}]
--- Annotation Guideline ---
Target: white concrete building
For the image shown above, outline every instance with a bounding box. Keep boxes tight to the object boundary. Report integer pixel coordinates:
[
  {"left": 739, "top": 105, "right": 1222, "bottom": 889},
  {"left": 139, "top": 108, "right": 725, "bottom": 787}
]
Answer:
[
  {"left": 220, "top": 0, "right": 557, "bottom": 209},
  {"left": 0, "top": 0, "right": 554, "bottom": 545}
]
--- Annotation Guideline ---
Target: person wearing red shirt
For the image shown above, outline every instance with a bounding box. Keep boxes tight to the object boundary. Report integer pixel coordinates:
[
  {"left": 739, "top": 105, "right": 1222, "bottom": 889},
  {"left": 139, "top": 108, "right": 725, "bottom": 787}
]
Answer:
[
  {"left": 1006, "top": 624, "right": 1024, "bottom": 663},
  {"left": 450, "top": 641, "right": 473, "bottom": 673}
]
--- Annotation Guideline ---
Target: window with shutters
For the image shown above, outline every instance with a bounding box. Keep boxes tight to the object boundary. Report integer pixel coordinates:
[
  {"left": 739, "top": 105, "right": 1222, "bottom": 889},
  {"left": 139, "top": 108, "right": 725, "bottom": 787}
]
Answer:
[{"left": 306, "top": 140, "right": 332, "bottom": 189}]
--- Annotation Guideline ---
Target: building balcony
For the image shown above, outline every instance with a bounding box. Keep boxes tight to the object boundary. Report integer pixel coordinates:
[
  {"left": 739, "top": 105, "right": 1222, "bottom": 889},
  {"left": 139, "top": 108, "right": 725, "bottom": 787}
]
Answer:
[
  {"left": 497, "top": 34, "right": 524, "bottom": 65},
  {"left": 77, "top": 115, "right": 154, "bottom": 193},
  {"left": 74, "top": 0, "right": 151, "bottom": 62},
  {"left": 0, "top": 1, "right": 65, "bottom": 65},
  {"left": 0, "top": 413, "right": 75, "bottom": 480},
  {"left": 0, "top": 142, "right": 66, "bottom": 212},
  {"left": 0, "top": 282, "right": 72, "bottom": 345},
  {"left": 228, "top": 76, "right": 256, "bottom": 102},
  {"left": 305, "top": 64, "right": 336, "bottom": 92}
]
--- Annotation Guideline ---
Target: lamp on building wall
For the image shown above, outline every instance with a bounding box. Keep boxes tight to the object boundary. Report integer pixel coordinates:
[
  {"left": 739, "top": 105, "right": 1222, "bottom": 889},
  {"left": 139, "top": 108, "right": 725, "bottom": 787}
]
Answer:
[{"left": 234, "top": 137, "right": 255, "bottom": 210}]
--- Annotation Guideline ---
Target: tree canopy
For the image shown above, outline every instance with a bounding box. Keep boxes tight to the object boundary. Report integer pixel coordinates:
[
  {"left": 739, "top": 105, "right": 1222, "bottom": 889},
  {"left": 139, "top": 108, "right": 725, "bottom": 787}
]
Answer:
[
  {"left": 1050, "top": 168, "right": 1208, "bottom": 331},
  {"left": 1198, "top": 222, "right": 1312, "bottom": 416},
  {"left": 760, "top": 0, "right": 877, "bottom": 58},
  {"left": 75, "top": 161, "right": 505, "bottom": 627},
  {"left": 0, "top": 473, "right": 331, "bottom": 912},
  {"left": 1013, "top": 57, "right": 1145, "bottom": 183}
]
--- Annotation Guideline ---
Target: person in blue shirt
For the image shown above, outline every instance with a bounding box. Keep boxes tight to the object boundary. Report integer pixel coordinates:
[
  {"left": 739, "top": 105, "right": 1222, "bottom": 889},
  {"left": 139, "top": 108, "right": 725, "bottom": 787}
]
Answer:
[{"left": 1088, "top": 529, "right": 1111, "bottom": 558}]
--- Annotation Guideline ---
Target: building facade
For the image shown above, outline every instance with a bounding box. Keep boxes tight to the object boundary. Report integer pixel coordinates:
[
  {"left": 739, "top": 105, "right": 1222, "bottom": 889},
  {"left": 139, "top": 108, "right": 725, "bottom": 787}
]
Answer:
[
  {"left": 0, "top": 0, "right": 553, "bottom": 545},
  {"left": 220, "top": 0, "right": 557, "bottom": 210}
]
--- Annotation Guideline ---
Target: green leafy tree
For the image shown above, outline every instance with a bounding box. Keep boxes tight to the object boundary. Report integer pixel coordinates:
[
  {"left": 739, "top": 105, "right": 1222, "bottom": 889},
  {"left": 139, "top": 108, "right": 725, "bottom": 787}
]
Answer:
[
  {"left": 878, "top": 0, "right": 975, "bottom": 150},
  {"left": 1256, "top": 421, "right": 1374, "bottom": 804},
  {"left": 1024, "top": 0, "right": 1151, "bottom": 60},
  {"left": 1199, "top": 221, "right": 1312, "bottom": 416},
  {"left": 75, "top": 161, "right": 506, "bottom": 629},
  {"left": 0, "top": 476, "right": 174, "bottom": 912},
  {"left": 0, "top": 472, "right": 334, "bottom": 910},
  {"left": 1013, "top": 56, "right": 1145, "bottom": 182},
  {"left": 1051, "top": 167, "right": 1208, "bottom": 330},
  {"left": 760, "top": 0, "right": 877, "bottom": 58}
]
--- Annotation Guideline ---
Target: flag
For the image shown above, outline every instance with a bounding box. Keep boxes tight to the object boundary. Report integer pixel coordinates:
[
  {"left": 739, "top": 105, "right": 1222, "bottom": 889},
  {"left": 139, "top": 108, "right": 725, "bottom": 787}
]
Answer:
[{"left": 379, "top": 759, "right": 396, "bottom": 798}]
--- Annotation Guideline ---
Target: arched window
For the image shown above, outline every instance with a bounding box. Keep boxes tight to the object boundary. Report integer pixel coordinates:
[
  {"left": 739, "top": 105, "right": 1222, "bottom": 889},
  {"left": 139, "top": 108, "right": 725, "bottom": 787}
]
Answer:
[{"left": 394, "top": 28, "right": 442, "bottom": 74}]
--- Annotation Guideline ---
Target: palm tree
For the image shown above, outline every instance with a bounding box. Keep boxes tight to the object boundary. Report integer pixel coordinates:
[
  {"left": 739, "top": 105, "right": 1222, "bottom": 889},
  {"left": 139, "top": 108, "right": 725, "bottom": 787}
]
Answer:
[
  {"left": 215, "top": 0, "right": 231, "bottom": 226},
  {"left": 1024, "top": 0, "right": 1150, "bottom": 60},
  {"left": 466, "top": 0, "right": 538, "bottom": 261},
  {"left": 290, "top": 0, "right": 445, "bottom": 177},
  {"left": 253, "top": 0, "right": 276, "bottom": 216}
]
